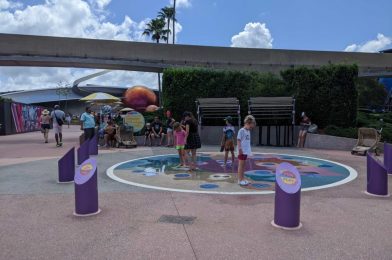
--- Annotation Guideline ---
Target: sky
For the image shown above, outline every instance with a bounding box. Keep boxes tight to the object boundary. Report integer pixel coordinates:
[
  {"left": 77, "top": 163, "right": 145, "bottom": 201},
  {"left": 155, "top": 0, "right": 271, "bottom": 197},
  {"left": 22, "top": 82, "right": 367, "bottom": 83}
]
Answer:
[{"left": 0, "top": 0, "right": 391, "bottom": 91}]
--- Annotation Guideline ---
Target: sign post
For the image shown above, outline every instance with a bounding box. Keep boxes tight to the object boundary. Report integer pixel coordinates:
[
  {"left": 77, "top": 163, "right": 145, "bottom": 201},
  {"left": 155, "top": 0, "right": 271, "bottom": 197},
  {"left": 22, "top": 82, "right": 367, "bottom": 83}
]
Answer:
[
  {"left": 58, "top": 147, "right": 75, "bottom": 183},
  {"left": 74, "top": 158, "right": 101, "bottom": 216},
  {"left": 272, "top": 162, "right": 302, "bottom": 230},
  {"left": 365, "top": 153, "right": 389, "bottom": 197},
  {"left": 122, "top": 111, "right": 145, "bottom": 132},
  {"left": 384, "top": 142, "right": 392, "bottom": 175},
  {"left": 89, "top": 134, "right": 98, "bottom": 156},
  {"left": 77, "top": 139, "right": 90, "bottom": 165}
]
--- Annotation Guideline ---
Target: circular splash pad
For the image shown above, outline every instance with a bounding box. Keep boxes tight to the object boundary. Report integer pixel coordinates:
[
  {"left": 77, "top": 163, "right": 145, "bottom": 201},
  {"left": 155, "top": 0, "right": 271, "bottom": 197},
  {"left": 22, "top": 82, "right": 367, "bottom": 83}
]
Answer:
[{"left": 106, "top": 152, "right": 357, "bottom": 194}]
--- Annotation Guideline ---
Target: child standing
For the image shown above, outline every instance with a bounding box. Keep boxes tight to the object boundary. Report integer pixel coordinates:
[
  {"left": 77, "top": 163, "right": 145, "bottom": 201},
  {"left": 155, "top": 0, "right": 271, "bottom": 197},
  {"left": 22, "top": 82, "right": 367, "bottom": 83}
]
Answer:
[
  {"left": 173, "top": 122, "right": 187, "bottom": 167},
  {"left": 221, "top": 116, "right": 235, "bottom": 167},
  {"left": 237, "top": 115, "right": 256, "bottom": 186}
]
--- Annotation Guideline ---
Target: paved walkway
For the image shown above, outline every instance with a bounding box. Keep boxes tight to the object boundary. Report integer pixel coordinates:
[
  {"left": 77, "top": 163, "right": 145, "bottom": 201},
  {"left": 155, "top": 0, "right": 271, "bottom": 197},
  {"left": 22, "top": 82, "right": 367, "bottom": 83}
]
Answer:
[{"left": 1, "top": 127, "right": 391, "bottom": 260}]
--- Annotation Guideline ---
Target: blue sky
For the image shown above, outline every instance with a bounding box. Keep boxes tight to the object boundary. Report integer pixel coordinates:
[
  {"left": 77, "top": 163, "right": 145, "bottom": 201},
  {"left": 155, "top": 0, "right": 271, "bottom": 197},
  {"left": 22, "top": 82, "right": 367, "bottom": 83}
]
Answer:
[
  {"left": 0, "top": 0, "right": 391, "bottom": 90},
  {"left": 108, "top": 0, "right": 392, "bottom": 51}
]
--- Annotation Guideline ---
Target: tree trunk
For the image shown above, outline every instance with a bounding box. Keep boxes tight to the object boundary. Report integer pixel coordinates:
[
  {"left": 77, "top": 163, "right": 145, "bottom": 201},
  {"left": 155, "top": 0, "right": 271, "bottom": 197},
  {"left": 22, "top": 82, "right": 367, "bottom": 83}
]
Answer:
[
  {"left": 167, "top": 19, "right": 170, "bottom": 44},
  {"left": 173, "top": 0, "right": 176, "bottom": 44},
  {"left": 158, "top": 72, "right": 162, "bottom": 107}
]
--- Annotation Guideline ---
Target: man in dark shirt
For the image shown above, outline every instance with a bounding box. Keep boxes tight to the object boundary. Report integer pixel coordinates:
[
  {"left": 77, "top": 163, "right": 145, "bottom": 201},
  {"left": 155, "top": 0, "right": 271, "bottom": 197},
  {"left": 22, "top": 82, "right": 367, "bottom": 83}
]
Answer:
[{"left": 151, "top": 116, "right": 165, "bottom": 146}]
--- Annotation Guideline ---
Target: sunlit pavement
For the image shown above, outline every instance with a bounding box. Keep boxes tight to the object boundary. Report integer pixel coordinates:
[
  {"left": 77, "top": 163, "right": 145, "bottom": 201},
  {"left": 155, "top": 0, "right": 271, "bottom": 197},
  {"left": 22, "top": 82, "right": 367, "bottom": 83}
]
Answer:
[{"left": 1, "top": 126, "right": 391, "bottom": 259}]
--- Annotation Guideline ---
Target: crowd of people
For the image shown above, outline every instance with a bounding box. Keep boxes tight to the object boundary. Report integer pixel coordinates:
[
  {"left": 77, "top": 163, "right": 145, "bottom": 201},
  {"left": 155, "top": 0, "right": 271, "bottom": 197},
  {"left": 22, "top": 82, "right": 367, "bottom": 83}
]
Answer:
[{"left": 39, "top": 104, "right": 311, "bottom": 186}]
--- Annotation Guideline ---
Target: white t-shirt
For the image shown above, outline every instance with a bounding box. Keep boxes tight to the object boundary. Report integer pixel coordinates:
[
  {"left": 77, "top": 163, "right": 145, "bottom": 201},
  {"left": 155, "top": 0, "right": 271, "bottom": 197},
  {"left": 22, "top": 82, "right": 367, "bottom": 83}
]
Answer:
[{"left": 237, "top": 127, "right": 251, "bottom": 155}]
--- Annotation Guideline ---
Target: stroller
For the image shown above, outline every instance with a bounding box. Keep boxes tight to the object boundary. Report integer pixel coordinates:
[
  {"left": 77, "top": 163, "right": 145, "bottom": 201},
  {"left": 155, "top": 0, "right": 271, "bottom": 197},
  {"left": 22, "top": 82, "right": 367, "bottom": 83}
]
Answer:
[
  {"left": 351, "top": 127, "right": 382, "bottom": 156},
  {"left": 115, "top": 124, "right": 137, "bottom": 148}
]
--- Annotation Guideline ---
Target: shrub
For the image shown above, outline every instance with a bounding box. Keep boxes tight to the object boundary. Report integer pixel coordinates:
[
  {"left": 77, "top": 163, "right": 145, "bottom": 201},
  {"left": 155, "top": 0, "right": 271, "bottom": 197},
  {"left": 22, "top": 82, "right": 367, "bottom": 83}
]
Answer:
[
  {"left": 281, "top": 64, "right": 358, "bottom": 128},
  {"left": 356, "top": 78, "right": 387, "bottom": 108},
  {"left": 162, "top": 68, "right": 287, "bottom": 123}
]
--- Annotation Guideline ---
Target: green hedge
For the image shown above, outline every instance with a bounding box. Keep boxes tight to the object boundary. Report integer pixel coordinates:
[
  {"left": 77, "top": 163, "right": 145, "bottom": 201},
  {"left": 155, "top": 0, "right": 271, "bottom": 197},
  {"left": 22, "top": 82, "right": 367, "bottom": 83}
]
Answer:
[
  {"left": 162, "top": 68, "right": 287, "bottom": 122},
  {"left": 281, "top": 64, "right": 358, "bottom": 128},
  {"left": 163, "top": 64, "right": 358, "bottom": 128}
]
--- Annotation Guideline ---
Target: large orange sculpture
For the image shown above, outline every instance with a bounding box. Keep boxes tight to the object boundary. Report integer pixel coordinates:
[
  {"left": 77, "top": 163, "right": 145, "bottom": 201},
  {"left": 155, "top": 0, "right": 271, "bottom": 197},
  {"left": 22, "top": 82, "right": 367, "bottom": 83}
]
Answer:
[{"left": 123, "top": 86, "right": 157, "bottom": 112}]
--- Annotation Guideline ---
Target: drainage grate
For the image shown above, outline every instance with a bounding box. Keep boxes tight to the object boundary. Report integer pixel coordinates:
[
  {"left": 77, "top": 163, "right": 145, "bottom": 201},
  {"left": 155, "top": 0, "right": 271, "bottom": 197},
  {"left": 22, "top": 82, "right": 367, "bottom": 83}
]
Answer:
[{"left": 158, "top": 215, "right": 196, "bottom": 225}]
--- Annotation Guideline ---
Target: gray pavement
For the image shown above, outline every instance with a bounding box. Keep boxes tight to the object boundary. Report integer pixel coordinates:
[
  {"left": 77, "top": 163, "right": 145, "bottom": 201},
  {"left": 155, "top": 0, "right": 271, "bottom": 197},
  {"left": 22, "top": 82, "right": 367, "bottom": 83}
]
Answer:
[{"left": 1, "top": 127, "right": 392, "bottom": 260}]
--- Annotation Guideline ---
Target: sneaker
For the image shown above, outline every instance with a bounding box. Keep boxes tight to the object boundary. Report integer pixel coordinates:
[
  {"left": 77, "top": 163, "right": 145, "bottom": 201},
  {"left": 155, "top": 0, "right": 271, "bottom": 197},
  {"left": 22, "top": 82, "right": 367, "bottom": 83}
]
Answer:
[
  {"left": 59, "top": 142, "right": 63, "bottom": 147},
  {"left": 239, "top": 180, "right": 249, "bottom": 186},
  {"left": 56, "top": 143, "right": 61, "bottom": 147}
]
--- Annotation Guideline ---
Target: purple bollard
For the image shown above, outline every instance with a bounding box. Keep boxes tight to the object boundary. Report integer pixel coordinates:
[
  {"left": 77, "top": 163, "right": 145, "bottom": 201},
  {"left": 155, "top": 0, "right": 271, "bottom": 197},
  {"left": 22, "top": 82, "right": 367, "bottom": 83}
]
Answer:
[
  {"left": 74, "top": 158, "right": 100, "bottom": 216},
  {"left": 89, "top": 134, "right": 98, "bottom": 156},
  {"left": 384, "top": 142, "right": 392, "bottom": 175},
  {"left": 366, "top": 153, "right": 389, "bottom": 197},
  {"left": 77, "top": 139, "right": 90, "bottom": 165},
  {"left": 58, "top": 147, "right": 75, "bottom": 183},
  {"left": 272, "top": 162, "right": 302, "bottom": 230}
]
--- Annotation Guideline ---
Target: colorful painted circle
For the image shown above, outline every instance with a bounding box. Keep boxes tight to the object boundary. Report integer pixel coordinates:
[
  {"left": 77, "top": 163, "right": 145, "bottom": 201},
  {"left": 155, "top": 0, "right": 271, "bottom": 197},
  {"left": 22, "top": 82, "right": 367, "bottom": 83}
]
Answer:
[{"left": 107, "top": 152, "right": 357, "bottom": 194}]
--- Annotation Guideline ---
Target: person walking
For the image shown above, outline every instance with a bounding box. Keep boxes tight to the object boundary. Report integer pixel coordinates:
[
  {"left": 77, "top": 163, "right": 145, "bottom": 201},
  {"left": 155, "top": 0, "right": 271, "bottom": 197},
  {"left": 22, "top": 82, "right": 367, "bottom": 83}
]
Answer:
[
  {"left": 65, "top": 114, "right": 71, "bottom": 128},
  {"left": 80, "top": 107, "right": 96, "bottom": 141},
  {"left": 40, "top": 109, "right": 51, "bottom": 143},
  {"left": 51, "top": 105, "right": 65, "bottom": 147},
  {"left": 183, "top": 111, "right": 201, "bottom": 171}
]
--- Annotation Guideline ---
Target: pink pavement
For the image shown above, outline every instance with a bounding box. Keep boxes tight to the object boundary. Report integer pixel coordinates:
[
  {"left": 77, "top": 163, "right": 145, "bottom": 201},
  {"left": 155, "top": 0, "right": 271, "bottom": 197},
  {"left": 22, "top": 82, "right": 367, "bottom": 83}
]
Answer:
[{"left": 1, "top": 128, "right": 392, "bottom": 259}]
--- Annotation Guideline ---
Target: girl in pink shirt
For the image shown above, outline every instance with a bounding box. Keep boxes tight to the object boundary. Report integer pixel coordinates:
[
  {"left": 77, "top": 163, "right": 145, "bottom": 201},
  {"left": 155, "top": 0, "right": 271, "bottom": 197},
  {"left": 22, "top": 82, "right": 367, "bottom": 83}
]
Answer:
[{"left": 173, "top": 122, "right": 187, "bottom": 167}]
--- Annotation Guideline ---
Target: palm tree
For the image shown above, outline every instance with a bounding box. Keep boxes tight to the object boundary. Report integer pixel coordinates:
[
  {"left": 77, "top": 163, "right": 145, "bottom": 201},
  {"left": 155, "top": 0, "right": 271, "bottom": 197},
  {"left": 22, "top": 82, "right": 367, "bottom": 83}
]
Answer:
[
  {"left": 173, "top": 0, "right": 176, "bottom": 44},
  {"left": 158, "top": 6, "right": 176, "bottom": 44},
  {"left": 142, "top": 18, "right": 169, "bottom": 43},
  {"left": 143, "top": 18, "right": 170, "bottom": 106}
]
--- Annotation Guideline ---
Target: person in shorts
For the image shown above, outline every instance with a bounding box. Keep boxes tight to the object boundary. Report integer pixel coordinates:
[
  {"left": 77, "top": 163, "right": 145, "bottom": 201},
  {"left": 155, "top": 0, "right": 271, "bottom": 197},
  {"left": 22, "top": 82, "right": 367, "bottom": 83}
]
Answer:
[
  {"left": 151, "top": 117, "right": 165, "bottom": 146},
  {"left": 103, "top": 121, "right": 116, "bottom": 148},
  {"left": 165, "top": 110, "right": 175, "bottom": 147},
  {"left": 173, "top": 122, "right": 187, "bottom": 167},
  {"left": 144, "top": 123, "right": 153, "bottom": 146},
  {"left": 297, "top": 112, "right": 311, "bottom": 148},
  {"left": 220, "top": 116, "right": 235, "bottom": 167},
  {"left": 51, "top": 105, "right": 65, "bottom": 147},
  {"left": 80, "top": 107, "right": 96, "bottom": 141},
  {"left": 40, "top": 109, "right": 51, "bottom": 143},
  {"left": 237, "top": 115, "right": 256, "bottom": 186}
]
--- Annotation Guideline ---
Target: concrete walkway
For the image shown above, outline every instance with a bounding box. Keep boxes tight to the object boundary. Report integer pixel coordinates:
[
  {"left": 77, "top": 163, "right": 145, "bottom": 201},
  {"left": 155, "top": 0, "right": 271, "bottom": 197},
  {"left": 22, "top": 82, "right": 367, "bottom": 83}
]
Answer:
[{"left": 1, "top": 127, "right": 391, "bottom": 260}]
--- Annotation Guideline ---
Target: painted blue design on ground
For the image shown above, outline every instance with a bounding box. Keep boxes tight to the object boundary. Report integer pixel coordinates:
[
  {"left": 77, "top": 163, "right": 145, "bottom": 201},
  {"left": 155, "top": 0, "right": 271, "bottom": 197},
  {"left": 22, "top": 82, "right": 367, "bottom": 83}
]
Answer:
[
  {"left": 200, "top": 183, "right": 219, "bottom": 189},
  {"left": 245, "top": 170, "right": 276, "bottom": 182},
  {"left": 251, "top": 183, "right": 271, "bottom": 189},
  {"left": 174, "top": 173, "right": 191, "bottom": 178},
  {"left": 318, "top": 164, "right": 333, "bottom": 168}
]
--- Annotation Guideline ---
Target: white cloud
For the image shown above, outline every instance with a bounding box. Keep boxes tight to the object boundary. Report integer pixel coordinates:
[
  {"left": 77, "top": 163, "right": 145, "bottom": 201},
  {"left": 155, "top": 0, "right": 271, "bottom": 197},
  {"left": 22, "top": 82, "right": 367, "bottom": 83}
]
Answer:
[
  {"left": 0, "top": 0, "right": 179, "bottom": 91},
  {"left": 0, "top": 68, "right": 158, "bottom": 92},
  {"left": 344, "top": 33, "right": 392, "bottom": 53},
  {"left": 0, "top": 0, "right": 22, "bottom": 10},
  {"left": 231, "top": 22, "right": 273, "bottom": 49},
  {"left": 170, "top": 0, "right": 192, "bottom": 8},
  {"left": 89, "top": 0, "right": 111, "bottom": 9}
]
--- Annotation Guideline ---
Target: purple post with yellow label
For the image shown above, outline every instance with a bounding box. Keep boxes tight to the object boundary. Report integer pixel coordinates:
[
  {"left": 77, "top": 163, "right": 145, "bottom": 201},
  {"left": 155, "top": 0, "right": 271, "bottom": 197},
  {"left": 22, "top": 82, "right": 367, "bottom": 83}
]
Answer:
[
  {"left": 384, "top": 142, "right": 392, "bottom": 175},
  {"left": 58, "top": 147, "right": 75, "bottom": 183},
  {"left": 366, "top": 153, "right": 389, "bottom": 197},
  {"left": 89, "top": 134, "right": 98, "bottom": 156},
  {"left": 272, "top": 162, "right": 302, "bottom": 230},
  {"left": 77, "top": 139, "right": 90, "bottom": 165},
  {"left": 74, "top": 158, "right": 100, "bottom": 216}
]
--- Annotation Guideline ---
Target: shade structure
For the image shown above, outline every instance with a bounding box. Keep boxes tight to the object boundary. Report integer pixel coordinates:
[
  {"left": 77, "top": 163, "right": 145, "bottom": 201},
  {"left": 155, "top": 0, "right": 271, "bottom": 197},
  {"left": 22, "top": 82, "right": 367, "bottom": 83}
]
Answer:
[
  {"left": 80, "top": 92, "right": 120, "bottom": 104},
  {"left": 120, "top": 107, "right": 134, "bottom": 112}
]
